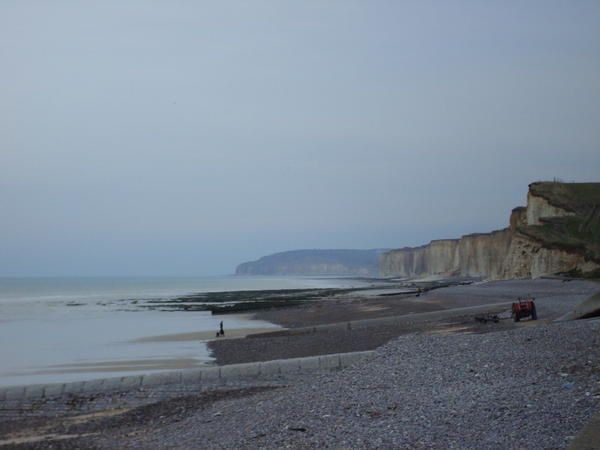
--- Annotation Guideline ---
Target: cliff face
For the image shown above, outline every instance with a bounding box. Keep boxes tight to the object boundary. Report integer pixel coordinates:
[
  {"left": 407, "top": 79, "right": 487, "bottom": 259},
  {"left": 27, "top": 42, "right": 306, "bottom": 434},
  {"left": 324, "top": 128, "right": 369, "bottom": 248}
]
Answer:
[
  {"left": 526, "top": 191, "right": 575, "bottom": 225},
  {"left": 382, "top": 240, "right": 459, "bottom": 278},
  {"left": 236, "top": 249, "right": 384, "bottom": 276},
  {"left": 500, "top": 234, "right": 598, "bottom": 279},
  {"left": 381, "top": 182, "right": 600, "bottom": 280},
  {"left": 457, "top": 229, "right": 513, "bottom": 278}
]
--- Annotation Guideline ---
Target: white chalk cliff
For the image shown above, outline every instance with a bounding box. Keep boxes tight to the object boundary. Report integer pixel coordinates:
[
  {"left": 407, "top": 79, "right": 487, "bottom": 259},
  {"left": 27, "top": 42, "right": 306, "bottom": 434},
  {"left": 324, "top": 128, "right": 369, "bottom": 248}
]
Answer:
[{"left": 380, "top": 182, "right": 600, "bottom": 279}]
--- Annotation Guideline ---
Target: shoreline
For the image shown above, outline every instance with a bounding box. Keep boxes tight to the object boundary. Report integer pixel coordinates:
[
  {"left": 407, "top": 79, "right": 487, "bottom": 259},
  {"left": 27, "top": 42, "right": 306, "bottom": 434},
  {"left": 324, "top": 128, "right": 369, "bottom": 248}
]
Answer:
[
  {"left": 0, "top": 277, "right": 452, "bottom": 387},
  {"left": 3, "top": 278, "right": 596, "bottom": 387}
]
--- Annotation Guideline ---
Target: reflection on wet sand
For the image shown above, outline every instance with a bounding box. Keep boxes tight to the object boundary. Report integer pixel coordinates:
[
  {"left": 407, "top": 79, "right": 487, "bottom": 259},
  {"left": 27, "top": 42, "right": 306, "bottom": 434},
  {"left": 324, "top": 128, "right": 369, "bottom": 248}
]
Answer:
[{"left": 130, "top": 327, "right": 282, "bottom": 343}]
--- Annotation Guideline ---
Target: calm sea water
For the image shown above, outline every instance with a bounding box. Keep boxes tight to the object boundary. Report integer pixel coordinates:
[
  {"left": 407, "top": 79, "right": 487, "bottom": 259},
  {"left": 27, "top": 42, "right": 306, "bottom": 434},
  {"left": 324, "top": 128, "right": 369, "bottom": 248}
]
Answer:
[{"left": 0, "top": 276, "right": 364, "bottom": 387}]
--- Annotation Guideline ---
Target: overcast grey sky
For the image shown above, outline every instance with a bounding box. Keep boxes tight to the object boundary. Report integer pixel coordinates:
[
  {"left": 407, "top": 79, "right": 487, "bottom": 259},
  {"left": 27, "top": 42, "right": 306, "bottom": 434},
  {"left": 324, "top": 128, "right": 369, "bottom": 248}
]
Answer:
[{"left": 1, "top": 1, "right": 599, "bottom": 276}]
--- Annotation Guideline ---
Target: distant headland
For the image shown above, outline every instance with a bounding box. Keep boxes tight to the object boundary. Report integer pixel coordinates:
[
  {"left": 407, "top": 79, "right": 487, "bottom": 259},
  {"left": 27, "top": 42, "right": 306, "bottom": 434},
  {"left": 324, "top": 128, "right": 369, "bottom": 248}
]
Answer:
[{"left": 235, "top": 249, "right": 387, "bottom": 276}]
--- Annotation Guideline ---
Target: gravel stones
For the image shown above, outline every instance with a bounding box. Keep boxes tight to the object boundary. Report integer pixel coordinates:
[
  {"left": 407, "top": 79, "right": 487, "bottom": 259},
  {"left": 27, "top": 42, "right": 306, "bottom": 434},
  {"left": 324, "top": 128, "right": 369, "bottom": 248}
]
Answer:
[{"left": 126, "top": 318, "right": 600, "bottom": 449}]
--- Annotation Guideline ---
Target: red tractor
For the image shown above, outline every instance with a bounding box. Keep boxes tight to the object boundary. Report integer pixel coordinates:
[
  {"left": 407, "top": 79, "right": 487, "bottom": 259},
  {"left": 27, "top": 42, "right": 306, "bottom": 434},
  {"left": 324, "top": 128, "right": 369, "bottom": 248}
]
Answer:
[{"left": 512, "top": 296, "right": 537, "bottom": 322}]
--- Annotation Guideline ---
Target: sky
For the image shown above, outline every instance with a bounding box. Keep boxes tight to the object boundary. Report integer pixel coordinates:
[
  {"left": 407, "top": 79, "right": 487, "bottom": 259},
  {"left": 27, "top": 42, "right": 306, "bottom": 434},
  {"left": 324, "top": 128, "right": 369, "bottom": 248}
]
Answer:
[{"left": 1, "top": 1, "right": 599, "bottom": 276}]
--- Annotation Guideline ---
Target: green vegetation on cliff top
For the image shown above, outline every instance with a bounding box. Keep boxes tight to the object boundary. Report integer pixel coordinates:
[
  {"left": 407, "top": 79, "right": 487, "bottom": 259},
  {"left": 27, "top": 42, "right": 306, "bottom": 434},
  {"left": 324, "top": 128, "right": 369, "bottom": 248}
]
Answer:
[
  {"left": 530, "top": 181, "right": 600, "bottom": 213},
  {"left": 520, "top": 182, "right": 600, "bottom": 261}
]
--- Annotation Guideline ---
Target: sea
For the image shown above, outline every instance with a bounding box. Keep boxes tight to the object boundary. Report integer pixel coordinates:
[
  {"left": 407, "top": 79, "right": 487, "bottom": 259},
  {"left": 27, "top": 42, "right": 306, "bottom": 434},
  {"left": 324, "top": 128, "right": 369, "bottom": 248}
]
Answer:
[{"left": 0, "top": 276, "right": 364, "bottom": 387}]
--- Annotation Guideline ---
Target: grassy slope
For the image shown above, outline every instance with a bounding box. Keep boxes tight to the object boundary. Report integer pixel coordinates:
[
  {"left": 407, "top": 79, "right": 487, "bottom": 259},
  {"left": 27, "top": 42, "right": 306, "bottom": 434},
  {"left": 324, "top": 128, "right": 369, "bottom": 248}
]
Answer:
[
  {"left": 518, "top": 182, "right": 600, "bottom": 263},
  {"left": 529, "top": 182, "right": 600, "bottom": 212}
]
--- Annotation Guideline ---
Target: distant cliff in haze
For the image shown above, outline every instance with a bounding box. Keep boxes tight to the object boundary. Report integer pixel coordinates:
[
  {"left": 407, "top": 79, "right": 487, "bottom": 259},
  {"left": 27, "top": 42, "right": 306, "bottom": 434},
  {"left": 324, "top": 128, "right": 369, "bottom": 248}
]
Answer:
[{"left": 235, "top": 249, "right": 386, "bottom": 276}]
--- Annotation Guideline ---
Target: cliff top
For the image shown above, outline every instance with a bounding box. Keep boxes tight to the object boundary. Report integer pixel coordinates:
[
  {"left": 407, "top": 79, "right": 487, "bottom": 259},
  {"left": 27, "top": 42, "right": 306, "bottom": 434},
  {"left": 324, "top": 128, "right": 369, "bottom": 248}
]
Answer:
[
  {"left": 529, "top": 181, "right": 600, "bottom": 213},
  {"left": 524, "top": 182, "right": 600, "bottom": 261}
]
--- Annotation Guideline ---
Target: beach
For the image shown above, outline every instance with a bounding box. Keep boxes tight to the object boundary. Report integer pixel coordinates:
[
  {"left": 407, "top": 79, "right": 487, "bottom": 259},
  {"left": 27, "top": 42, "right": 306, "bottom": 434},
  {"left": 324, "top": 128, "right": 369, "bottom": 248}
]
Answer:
[{"left": 1, "top": 278, "right": 599, "bottom": 449}]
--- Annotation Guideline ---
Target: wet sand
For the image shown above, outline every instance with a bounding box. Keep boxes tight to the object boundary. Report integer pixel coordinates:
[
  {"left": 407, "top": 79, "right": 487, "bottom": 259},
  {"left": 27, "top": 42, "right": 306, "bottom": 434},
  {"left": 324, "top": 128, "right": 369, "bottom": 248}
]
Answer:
[
  {"left": 15, "top": 327, "right": 282, "bottom": 377},
  {"left": 130, "top": 326, "right": 282, "bottom": 343}
]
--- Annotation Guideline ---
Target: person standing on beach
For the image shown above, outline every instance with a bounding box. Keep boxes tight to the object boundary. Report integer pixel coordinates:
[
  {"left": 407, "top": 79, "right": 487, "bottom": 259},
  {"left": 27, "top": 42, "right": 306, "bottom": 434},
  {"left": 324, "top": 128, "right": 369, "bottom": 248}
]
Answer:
[{"left": 219, "top": 321, "right": 224, "bottom": 336}]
